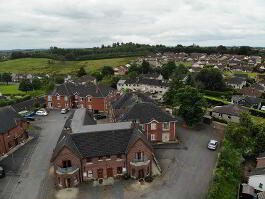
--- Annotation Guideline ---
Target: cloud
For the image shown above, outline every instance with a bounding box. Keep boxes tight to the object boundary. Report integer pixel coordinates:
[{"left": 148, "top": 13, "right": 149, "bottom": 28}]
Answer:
[{"left": 0, "top": 0, "right": 265, "bottom": 49}]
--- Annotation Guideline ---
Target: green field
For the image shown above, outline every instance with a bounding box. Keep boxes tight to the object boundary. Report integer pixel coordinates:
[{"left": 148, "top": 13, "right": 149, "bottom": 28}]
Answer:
[
  {"left": 0, "top": 83, "right": 45, "bottom": 96},
  {"left": 0, "top": 57, "right": 136, "bottom": 74},
  {"left": 0, "top": 84, "right": 25, "bottom": 95}
]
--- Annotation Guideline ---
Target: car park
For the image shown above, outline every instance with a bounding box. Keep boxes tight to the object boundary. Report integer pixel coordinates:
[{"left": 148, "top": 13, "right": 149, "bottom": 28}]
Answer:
[
  {"left": 60, "top": 108, "right": 69, "bottom": 114},
  {"left": 35, "top": 109, "right": 48, "bottom": 116},
  {"left": 0, "top": 165, "right": 5, "bottom": 178},
  {"left": 207, "top": 139, "right": 218, "bottom": 150}
]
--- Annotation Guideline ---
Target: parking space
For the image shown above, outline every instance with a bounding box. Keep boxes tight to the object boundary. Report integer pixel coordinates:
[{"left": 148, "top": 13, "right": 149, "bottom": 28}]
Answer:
[{"left": 0, "top": 110, "right": 69, "bottom": 199}]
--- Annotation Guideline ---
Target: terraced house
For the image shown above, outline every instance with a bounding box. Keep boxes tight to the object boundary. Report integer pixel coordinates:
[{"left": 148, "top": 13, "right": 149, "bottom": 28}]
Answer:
[
  {"left": 108, "top": 92, "right": 177, "bottom": 143},
  {"left": 51, "top": 109, "right": 157, "bottom": 188},
  {"left": 0, "top": 106, "right": 29, "bottom": 156},
  {"left": 45, "top": 82, "right": 117, "bottom": 113}
]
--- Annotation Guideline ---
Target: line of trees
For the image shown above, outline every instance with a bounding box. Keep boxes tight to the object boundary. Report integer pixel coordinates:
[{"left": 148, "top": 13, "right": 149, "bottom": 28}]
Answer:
[{"left": 9, "top": 43, "right": 265, "bottom": 61}]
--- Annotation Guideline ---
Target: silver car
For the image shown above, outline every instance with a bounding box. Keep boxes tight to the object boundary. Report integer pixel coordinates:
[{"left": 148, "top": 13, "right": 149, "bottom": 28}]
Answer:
[{"left": 208, "top": 140, "right": 218, "bottom": 150}]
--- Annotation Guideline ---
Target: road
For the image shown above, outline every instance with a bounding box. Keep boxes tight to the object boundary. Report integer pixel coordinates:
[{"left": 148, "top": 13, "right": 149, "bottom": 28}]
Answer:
[{"left": 0, "top": 110, "right": 69, "bottom": 199}]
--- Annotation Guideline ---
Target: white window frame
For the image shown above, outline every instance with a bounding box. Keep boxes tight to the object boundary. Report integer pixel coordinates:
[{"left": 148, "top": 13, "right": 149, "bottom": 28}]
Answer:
[
  {"left": 151, "top": 123, "right": 157, "bottom": 130},
  {"left": 57, "top": 95, "right": 60, "bottom": 100},
  {"left": 64, "top": 96, "right": 68, "bottom": 101},
  {"left": 163, "top": 122, "right": 169, "bottom": 130},
  {"left": 151, "top": 134, "right": 156, "bottom": 141},
  {"left": 87, "top": 170, "right": 93, "bottom": 178},
  {"left": 48, "top": 95, "right": 52, "bottom": 101}
]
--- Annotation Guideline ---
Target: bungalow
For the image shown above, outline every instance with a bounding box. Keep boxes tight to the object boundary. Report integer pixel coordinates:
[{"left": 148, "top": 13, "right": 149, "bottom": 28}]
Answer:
[
  {"left": 117, "top": 78, "right": 169, "bottom": 101},
  {"left": 119, "top": 102, "right": 177, "bottom": 143},
  {"left": 0, "top": 106, "right": 29, "bottom": 156},
  {"left": 44, "top": 82, "right": 117, "bottom": 113},
  {"left": 248, "top": 153, "right": 265, "bottom": 192},
  {"left": 51, "top": 109, "right": 156, "bottom": 188},
  {"left": 231, "top": 95, "right": 262, "bottom": 109},
  {"left": 71, "top": 75, "right": 96, "bottom": 85},
  {"left": 210, "top": 104, "right": 248, "bottom": 123},
  {"left": 225, "top": 77, "right": 247, "bottom": 89}
]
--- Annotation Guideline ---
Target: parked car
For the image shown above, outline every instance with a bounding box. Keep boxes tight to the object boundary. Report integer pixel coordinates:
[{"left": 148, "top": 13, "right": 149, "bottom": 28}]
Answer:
[
  {"left": 35, "top": 109, "right": 48, "bottom": 116},
  {"left": 261, "top": 106, "right": 265, "bottom": 111},
  {"left": 0, "top": 166, "right": 5, "bottom": 178},
  {"left": 24, "top": 116, "right": 35, "bottom": 121},
  {"left": 208, "top": 140, "right": 218, "bottom": 150},
  {"left": 61, "top": 108, "right": 69, "bottom": 114},
  {"left": 94, "top": 114, "right": 107, "bottom": 120}
]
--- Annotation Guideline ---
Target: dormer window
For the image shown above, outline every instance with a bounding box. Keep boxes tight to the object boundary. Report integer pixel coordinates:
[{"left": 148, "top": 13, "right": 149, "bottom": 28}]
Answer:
[{"left": 259, "top": 183, "right": 263, "bottom": 189}]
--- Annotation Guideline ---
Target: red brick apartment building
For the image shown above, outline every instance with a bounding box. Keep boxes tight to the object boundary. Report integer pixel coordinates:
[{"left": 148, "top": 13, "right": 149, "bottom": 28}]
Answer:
[
  {"left": 51, "top": 109, "right": 155, "bottom": 188},
  {"left": 0, "top": 106, "right": 29, "bottom": 156},
  {"left": 45, "top": 82, "right": 118, "bottom": 113},
  {"left": 108, "top": 92, "right": 177, "bottom": 143}
]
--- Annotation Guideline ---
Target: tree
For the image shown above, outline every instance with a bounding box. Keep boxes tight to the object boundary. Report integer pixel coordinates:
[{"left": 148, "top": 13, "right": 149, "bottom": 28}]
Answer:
[
  {"left": 164, "top": 77, "right": 184, "bottom": 105},
  {"left": 2, "top": 73, "right": 12, "bottom": 85},
  {"left": 101, "top": 66, "right": 114, "bottom": 77},
  {"left": 19, "top": 79, "right": 33, "bottom": 92},
  {"left": 55, "top": 76, "right": 65, "bottom": 84},
  {"left": 196, "top": 68, "right": 225, "bottom": 91},
  {"left": 174, "top": 86, "right": 207, "bottom": 126},
  {"left": 161, "top": 61, "right": 176, "bottom": 79},
  {"left": 32, "top": 78, "right": 42, "bottom": 90},
  {"left": 77, "top": 67, "right": 87, "bottom": 77},
  {"left": 141, "top": 60, "right": 152, "bottom": 74}
]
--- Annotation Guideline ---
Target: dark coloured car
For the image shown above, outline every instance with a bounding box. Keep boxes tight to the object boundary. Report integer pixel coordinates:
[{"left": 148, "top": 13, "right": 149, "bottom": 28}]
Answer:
[
  {"left": 0, "top": 166, "right": 5, "bottom": 178},
  {"left": 94, "top": 114, "right": 107, "bottom": 120},
  {"left": 24, "top": 116, "right": 35, "bottom": 121}
]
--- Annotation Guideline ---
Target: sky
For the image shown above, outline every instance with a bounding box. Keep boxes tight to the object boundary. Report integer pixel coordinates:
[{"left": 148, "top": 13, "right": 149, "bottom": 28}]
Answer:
[{"left": 0, "top": 0, "right": 265, "bottom": 50}]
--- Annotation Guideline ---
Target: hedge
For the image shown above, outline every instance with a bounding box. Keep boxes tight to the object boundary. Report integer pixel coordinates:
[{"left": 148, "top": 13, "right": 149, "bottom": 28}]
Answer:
[
  {"left": 204, "top": 96, "right": 230, "bottom": 106},
  {"left": 0, "top": 95, "right": 31, "bottom": 107}
]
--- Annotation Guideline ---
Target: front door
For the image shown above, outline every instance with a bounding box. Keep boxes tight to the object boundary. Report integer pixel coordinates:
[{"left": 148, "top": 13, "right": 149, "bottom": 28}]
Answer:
[
  {"left": 107, "top": 168, "right": 113, "bottom": 178},
  {"left": 65, "top": 178, "right": 71, "bottom": 188},
  {"left": 97, "top": 169, "right": 103, "bottom": 179},
  {"left": 162, "top": 133, "right": 170, "bottom": 142},
  {"left": 138, "top": 169, "right": 144, "bottom": 179}
]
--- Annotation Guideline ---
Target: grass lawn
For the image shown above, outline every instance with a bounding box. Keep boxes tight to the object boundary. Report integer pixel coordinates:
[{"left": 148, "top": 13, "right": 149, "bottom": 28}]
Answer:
[
  {"left": 0, "top": 57, "right": 136, "bottom": 74},
  {"left": 0, "top": 83, "right": 25, "bottom": 95},
  {"left": 0, "top": 83, "right": 45, "bottom": 96}
]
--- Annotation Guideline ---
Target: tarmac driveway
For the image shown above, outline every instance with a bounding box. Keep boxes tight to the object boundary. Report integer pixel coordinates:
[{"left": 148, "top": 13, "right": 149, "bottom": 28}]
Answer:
[
  {"left": 0, "top": 110, "right": 69, "bottom": 199},
  {"left": 142, "top": 124, "right": 220, "bottom": 199}
]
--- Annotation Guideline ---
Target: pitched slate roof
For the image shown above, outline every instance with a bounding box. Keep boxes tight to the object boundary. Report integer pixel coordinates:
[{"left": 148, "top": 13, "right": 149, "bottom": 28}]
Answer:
[
  {"left": 50, "top": 82, "right": 115, "bottom": 98},
  {"left": 257, "top": 152, "right": 265, "bottom": 159},
  {"left": 212, "top": 104, "right": 247, "bottom": 116},
  {"left": 123, "top": 78, "right": 168, "bottom": 87},
  {"left": 233, "top": 74, "right": 248, "bottom": 79},
  {"left": 11, "top": 97, "right": 44, "bottom": 113},
  {"left": 112, "top": 92, "right": 155, "bottom": 110},
  {"left": 120, "top": 102, "right": 176, "bottom": 123},
  {"left": 71, "top": 75, "right": 96, "bottom": 84},
  {"left": 0, "top": 106, "right": 24, "bottom": 134},
  {"left": 249, "top": 167, "right": 265, "bottom": 176},
  {"left": 225, "top": 77, "right": 246, "bottom": 85},
  {"left": 51, "top": 110, "right": 151, "bottom": 161}
]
